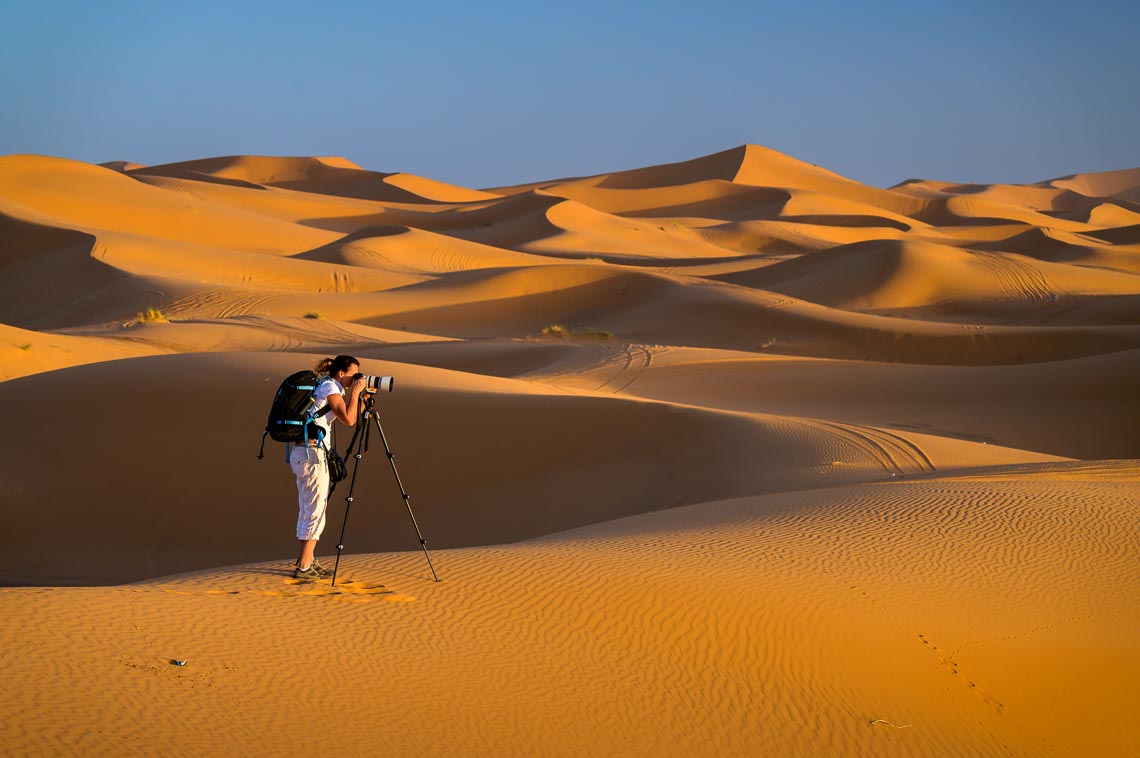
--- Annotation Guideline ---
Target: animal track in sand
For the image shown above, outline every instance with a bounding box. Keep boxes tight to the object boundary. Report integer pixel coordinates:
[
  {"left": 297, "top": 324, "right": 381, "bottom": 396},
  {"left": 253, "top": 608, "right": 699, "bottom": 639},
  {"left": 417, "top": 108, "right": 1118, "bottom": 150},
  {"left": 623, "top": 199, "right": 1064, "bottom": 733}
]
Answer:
[
  {"left": 945, "top": 615, "right": 1094, "bottom": 660},
  {"left": 916, "top": 632, "right": 1005, "bottom": 714}
]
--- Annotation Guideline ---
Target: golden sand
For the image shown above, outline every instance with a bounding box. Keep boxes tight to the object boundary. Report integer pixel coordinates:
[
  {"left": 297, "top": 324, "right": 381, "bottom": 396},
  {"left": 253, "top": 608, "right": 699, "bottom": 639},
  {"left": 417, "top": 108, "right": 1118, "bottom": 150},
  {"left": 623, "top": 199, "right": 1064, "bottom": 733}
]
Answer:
[{"left": 1, "top": 146, "right": 1137, "bottom": 755}]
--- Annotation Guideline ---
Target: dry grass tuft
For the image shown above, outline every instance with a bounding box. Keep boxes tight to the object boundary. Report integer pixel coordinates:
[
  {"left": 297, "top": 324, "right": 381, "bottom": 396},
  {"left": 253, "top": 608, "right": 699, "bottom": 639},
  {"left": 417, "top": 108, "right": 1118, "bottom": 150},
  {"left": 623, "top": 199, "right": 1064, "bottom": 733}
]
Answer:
[
  {"left": 541, "top": 324, "right": 613, "bottom": 340},
  {"left": 135, "top": 307, "right": 168, "bottom": 324}
]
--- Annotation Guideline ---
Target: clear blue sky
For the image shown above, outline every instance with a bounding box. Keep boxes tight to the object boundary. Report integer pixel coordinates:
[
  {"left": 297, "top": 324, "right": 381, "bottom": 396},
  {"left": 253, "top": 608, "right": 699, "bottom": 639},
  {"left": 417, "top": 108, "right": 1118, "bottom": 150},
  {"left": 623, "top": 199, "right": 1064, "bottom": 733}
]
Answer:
[{"left": 2, "top": 0, "right": 1137, "bottom": 189}]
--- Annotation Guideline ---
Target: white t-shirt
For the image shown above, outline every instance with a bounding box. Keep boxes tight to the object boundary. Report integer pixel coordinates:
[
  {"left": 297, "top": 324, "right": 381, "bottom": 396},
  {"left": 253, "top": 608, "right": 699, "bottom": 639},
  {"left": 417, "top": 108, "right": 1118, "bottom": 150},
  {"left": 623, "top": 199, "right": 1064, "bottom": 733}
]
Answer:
[{"left": 309, "top": 376, "right": 345, "bottom": 448}]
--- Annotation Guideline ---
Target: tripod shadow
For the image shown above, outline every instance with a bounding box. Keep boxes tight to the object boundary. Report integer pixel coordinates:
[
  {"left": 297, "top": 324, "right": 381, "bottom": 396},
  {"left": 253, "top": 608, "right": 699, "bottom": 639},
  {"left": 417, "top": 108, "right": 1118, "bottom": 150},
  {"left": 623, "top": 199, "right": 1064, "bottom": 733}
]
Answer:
[
  {"left": 237, "top": 564, "right": 297, "bottom": 578},
  {"left": 330, "top": 557, "right": 442, "bottom": 585}
]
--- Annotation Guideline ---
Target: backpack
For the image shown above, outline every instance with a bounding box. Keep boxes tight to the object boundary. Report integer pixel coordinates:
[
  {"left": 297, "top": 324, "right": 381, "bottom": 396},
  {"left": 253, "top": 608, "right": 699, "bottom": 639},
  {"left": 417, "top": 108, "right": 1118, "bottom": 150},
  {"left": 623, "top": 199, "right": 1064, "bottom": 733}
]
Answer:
[{"left": 257, "top": 370, "right": 331, "bottom": 459}]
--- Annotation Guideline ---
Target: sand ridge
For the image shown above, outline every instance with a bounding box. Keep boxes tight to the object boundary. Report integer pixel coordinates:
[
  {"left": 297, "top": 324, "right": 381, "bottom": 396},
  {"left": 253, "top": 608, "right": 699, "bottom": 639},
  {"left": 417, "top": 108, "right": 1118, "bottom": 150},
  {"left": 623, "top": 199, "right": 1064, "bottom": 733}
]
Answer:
[{"left": 2, "top": 143, "right": 1138, "bottom": 755}]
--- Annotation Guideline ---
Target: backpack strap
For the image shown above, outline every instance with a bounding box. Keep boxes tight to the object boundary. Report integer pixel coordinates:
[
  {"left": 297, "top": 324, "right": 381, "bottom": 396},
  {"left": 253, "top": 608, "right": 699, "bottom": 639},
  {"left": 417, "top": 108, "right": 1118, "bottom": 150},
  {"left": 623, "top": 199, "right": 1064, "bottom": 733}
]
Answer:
[
  {"left": 303, "top": 380, "right": 332, "bottom": 461},
  {"left": 302, "top": 423, "right": 330, "bottom": 462}
]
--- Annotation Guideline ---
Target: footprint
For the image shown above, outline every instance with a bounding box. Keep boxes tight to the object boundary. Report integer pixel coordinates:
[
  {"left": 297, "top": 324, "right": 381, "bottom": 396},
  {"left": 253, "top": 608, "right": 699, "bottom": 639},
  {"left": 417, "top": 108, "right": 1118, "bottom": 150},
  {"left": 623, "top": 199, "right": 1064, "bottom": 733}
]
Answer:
[{"left": 251, "top": 579, "right": 412, "bottom": 603}]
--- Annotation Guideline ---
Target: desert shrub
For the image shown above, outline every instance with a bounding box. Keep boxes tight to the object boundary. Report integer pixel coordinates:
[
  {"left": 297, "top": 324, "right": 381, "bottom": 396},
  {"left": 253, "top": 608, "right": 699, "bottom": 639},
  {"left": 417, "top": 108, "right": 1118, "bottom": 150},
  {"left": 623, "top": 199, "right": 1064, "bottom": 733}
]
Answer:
[
  {"left": 541, "top": 324, "right": 612, "bottom": 340},
  {"left": 136, "top": 307, "right": 168, "bottom": 324}
]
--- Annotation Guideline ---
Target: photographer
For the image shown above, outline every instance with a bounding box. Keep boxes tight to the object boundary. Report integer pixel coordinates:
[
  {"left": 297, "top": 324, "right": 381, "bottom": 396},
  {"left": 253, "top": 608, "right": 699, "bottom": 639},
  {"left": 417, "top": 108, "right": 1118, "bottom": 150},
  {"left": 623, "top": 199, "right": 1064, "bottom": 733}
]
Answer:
[{"left": 291, "top": 354, "right": 366, "bottom": 580}]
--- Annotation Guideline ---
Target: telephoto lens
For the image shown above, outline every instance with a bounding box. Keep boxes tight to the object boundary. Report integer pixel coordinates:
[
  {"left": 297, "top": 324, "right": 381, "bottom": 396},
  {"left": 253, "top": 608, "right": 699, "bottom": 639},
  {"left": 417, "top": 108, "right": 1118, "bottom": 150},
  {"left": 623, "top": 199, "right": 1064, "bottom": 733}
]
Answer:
[{"left": 354, "top": 373, "right": 394, "bottom": 392}]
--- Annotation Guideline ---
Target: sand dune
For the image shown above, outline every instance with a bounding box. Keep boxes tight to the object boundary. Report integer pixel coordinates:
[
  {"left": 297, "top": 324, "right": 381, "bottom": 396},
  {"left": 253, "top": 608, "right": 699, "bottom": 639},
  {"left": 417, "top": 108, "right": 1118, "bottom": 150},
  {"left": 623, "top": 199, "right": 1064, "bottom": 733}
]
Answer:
[
  {"left": 496, "top": 145, "right": 927, "bottom": 219},
  {"left": 1085, "top": 201, "right": 1140, "bottom": 227},
  {"left": 0, "top": 350, "right": 1064, "bottom": 585},
  {"left": 0, "top": 321, "right": 157, "bottom": 380},
  {"left": 1047, "top": 165, "right": 1140, "bottom": 203},
  {"left": 125, "top": 155, "right": 497, "bottom": 204},
  {"left": 293, "top": 224, "right": 556, "bottom": 274},
  {"left": 2, "top": 144, "right": 1138, "bottom": 755},
  {"left": 1, "top": 463, "right": 1135, "bottom": 755},
  {"left": 0, "top": 155, "right": 338, "bottom": 253},
  {"left": 713, "top": 237, "right": 1140, "bottom": 319},
  {"left": 539, "top": 344, "right": 1140, "bottom": 459},
  {"left": 1088, "top": 222, "right": 1140, "bottom": 246}
]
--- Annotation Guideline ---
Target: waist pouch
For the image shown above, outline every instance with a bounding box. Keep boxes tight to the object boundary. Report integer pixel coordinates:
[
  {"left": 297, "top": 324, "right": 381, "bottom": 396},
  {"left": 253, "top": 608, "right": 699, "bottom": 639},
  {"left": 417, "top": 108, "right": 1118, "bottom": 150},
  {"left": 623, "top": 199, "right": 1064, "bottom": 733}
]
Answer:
[{"left": 327, "top": 447, "right": 348, "bottom": 485}]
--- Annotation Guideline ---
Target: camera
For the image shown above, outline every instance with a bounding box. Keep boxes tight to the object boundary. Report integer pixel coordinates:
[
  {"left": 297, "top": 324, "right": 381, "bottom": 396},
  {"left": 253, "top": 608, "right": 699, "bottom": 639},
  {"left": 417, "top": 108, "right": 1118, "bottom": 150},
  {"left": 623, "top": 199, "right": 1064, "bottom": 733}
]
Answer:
[{"left": 353, "top": 373, "right": 394, "bottom": 392}]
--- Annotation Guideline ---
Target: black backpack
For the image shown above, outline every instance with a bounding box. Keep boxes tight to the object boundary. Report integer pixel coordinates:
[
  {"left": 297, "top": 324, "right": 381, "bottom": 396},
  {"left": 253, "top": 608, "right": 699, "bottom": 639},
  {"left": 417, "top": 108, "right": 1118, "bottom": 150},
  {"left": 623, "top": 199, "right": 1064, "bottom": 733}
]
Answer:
[{"left": 257, "top": 370, "right": 331, "bottom": 458}]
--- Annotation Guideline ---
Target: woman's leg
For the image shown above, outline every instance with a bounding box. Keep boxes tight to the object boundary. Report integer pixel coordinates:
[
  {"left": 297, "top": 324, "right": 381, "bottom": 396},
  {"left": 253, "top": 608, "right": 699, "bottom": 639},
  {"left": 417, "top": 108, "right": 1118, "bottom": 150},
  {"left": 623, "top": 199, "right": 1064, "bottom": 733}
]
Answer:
[
  {"left": 290, "top": 446, "right": 330, "bottom": 571},
  {"left": 297, "top": 538, "right": 317, "bottom": 569}
]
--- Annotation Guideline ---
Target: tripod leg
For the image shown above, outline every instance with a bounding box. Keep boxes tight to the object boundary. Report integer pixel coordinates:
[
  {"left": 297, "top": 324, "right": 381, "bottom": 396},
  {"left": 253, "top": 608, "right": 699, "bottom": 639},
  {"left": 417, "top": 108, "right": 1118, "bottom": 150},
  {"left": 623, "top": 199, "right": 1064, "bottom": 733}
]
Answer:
[
  {"left": 331, "top": 416, "right": 370, "bottom": 587},
  {"left": 371, "top": 410, "right": 441, "bottom": 582}
]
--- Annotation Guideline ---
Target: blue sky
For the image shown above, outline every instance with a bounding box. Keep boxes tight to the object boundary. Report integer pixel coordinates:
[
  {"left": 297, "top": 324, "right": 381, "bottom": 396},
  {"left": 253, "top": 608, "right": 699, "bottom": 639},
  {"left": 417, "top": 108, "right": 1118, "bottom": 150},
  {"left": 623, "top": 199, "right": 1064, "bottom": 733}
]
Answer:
[{"left": 2, "top": 0, "right": 1137, "bottom": 189}]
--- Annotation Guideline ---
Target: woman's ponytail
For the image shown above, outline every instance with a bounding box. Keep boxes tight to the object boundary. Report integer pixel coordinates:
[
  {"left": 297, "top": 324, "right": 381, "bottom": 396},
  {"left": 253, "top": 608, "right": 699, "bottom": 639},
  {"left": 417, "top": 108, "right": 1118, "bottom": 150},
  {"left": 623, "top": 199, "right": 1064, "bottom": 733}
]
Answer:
[{"left": 315, "top": 354, "right": 359, "bottom": 377}]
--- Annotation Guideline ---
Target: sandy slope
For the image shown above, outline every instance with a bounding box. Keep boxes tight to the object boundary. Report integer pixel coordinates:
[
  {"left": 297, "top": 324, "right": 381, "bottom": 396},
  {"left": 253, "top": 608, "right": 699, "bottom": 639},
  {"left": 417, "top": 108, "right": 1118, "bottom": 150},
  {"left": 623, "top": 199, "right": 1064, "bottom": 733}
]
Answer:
[
  {"left": 1, "top": 464, "right": 1135, "bottom": 756},
  {"left": 2, "top": 144, "right": 1138, "bottom": 755}
]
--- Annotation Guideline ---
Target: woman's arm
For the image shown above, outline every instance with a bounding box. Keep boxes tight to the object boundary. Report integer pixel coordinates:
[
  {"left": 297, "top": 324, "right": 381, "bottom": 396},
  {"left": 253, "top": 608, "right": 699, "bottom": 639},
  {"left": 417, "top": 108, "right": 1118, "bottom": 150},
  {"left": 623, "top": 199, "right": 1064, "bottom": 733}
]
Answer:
[{"left": 325, "top": 378, "right": 366, "bottom": 426}]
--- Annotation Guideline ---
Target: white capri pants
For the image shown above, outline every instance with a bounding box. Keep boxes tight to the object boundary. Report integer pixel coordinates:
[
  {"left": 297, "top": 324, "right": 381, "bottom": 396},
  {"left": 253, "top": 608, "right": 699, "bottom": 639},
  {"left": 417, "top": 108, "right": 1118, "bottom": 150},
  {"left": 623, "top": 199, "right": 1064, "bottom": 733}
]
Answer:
[{"left": 290, "top": 445, "right": 330, "bottom": 540}]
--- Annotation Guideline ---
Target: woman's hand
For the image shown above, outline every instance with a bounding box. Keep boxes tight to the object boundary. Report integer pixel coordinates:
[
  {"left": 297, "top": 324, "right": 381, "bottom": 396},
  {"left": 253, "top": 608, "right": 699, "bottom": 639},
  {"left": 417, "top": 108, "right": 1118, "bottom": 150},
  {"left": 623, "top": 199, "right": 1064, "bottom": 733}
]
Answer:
[{"left": 348, "top": 374, "right": 367, "bottom": 397}]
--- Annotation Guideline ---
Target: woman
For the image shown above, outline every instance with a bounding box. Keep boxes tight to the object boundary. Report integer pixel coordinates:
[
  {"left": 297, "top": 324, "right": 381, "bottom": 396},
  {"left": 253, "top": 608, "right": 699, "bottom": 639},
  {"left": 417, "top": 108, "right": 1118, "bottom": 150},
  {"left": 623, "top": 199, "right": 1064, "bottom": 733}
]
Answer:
[{"left": 291, "top": 354, "right": 366, "bottom": 580}]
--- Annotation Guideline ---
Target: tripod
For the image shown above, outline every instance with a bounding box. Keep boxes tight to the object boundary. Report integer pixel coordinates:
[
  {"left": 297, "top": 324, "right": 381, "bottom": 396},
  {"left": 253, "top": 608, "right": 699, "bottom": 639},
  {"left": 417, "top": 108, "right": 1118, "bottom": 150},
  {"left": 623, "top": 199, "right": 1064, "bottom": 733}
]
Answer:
[{"left": 331, "top": 392, "right": 441, "bottom": 585}]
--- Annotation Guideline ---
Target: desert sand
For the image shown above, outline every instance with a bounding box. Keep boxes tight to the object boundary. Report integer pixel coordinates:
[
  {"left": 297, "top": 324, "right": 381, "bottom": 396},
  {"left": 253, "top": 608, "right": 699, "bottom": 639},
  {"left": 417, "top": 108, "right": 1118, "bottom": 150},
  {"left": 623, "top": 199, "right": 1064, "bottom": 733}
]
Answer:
[{"left": 1, "top": 145, "right": 1137, "bottom": 756}]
